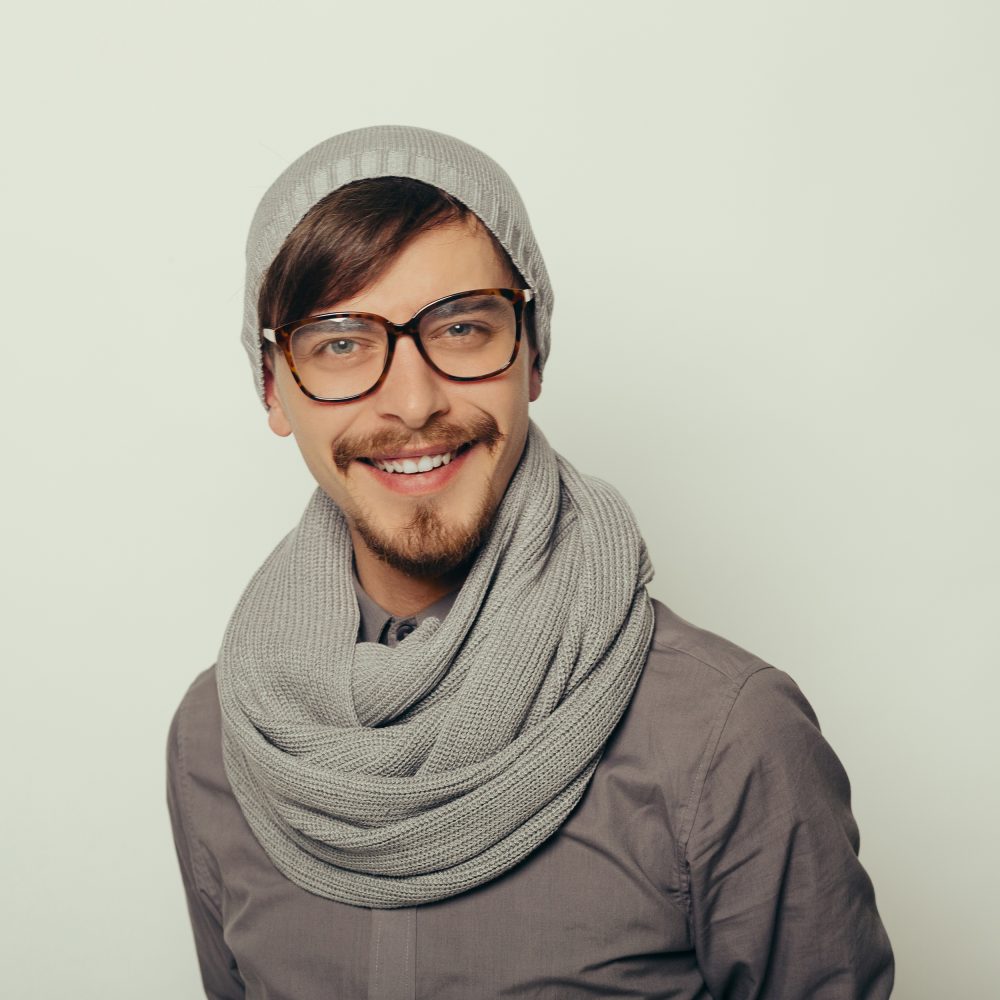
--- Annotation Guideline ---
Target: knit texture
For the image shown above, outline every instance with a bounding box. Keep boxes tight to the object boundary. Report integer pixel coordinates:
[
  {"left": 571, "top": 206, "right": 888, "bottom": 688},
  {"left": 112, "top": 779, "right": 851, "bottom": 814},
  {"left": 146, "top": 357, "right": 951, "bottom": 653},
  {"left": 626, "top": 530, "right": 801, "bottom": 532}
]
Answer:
[
  {"left": 217, "top": 423, "right": 654, "bottom": 908},
  {"left": 241, "top": 125, "right": 554, "bottom": 405}
]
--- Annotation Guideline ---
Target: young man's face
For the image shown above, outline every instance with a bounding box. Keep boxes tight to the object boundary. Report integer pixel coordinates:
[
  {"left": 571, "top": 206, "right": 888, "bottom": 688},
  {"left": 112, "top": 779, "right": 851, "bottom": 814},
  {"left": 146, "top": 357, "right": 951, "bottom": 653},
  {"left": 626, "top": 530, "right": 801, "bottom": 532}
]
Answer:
[{"left": 264, "top": 218, "right": 542, "bottom": 579}]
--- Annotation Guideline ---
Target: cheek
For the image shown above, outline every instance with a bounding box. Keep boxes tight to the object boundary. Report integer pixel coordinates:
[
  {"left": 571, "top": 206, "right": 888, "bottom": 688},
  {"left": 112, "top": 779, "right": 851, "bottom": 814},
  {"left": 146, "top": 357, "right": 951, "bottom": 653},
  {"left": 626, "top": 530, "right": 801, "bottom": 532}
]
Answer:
[
  {"left": 277, "top": 386, "right": 356, "bottom": 465},
  {"left": 481, "top": 353, "right": 534, "bottom": 420},
  {"left": 478, "top": 382, "right": 532, "bottom": 470}
]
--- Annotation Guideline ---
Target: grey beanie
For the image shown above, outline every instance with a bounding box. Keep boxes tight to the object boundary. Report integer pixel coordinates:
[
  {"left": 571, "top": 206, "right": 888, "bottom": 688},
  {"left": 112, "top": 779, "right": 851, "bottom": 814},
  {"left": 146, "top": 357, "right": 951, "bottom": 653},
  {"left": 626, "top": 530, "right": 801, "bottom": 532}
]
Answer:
[{"left": 241, "top": 125, "right": 553, "bottom": 404}]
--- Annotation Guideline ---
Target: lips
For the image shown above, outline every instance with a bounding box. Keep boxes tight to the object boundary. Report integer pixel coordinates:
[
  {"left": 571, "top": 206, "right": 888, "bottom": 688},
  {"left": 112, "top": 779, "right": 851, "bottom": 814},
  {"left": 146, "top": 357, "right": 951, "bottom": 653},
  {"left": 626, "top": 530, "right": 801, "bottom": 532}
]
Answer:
[
  {"left": 366, "top": 442, "right": 475, "bottom": 475},
  {"left": 358, "top": 440, "right": 477, "bottom": 495}
]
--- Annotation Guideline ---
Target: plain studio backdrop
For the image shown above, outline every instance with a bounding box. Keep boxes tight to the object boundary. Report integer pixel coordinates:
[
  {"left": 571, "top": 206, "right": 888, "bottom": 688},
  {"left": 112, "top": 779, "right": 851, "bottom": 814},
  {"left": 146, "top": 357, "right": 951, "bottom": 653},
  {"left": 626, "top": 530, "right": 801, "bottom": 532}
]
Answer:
[{"left": 1, "top": 1, "right": 996, "bottom": 996}]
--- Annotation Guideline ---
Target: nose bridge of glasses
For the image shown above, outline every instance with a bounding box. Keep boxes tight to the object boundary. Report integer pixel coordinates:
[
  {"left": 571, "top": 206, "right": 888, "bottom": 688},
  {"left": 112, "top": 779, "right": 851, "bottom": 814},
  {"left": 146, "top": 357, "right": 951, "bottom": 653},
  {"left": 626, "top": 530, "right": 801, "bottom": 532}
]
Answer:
[
  {"left": 383, "top": 304, "right": 458, "bottom": 378},
  {"left": 381, "top": 314, "right": 438, "bottom": 380},
  {"left": 374, "top": 327, "right": 450, "bottom": 420},
  {"left": 385, "top": 321, "right": 437, "bottom": 374},
  {"left": 386, "top": 314, "right": 423, "bottom": 342}
]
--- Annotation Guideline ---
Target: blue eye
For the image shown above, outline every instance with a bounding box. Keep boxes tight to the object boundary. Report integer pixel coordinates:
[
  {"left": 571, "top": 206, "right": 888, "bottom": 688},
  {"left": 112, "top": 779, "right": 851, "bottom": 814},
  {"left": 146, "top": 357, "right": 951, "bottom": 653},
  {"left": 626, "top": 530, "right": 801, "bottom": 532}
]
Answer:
[{"left": 326, "top": 339, "right": 356, "bottom": 354}]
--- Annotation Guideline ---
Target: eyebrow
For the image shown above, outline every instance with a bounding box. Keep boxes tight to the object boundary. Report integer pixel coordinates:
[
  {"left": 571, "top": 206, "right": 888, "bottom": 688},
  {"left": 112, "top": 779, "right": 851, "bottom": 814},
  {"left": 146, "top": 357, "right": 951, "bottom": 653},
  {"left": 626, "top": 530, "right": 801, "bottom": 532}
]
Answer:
[
  {"left": 308, "top": 316, "right": 379, "bottom": 332},
  {"left": 422, "top": 297, "right": 505, "bottom": 321}
]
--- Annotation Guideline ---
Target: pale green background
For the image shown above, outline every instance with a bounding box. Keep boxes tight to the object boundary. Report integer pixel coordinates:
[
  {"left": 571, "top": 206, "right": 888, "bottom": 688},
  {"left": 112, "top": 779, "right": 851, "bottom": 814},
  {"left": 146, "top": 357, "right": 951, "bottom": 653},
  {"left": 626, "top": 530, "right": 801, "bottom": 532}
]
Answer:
[{"left": 2, "top": 1, "right": 996, "bottom": 996}]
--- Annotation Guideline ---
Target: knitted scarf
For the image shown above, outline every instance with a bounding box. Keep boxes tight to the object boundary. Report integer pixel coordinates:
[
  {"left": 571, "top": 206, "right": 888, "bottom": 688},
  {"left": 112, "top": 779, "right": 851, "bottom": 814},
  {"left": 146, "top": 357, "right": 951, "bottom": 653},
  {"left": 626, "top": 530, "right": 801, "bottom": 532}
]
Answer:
[{"left": 217, "top": 422, "right": 654, "bottom": 908}]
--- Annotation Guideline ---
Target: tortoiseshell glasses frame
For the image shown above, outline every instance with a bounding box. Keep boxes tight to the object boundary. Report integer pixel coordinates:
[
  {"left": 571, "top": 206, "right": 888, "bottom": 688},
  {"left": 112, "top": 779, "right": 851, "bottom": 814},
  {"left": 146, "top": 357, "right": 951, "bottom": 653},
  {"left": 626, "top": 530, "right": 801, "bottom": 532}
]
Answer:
[{"left": 262, "top": 287, "right": 534, "bottom": 403}]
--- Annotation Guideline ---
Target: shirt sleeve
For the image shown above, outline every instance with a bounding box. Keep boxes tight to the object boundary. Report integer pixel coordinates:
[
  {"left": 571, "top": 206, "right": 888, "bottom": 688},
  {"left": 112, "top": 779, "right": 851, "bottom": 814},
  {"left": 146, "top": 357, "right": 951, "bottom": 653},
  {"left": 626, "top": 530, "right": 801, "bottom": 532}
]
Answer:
[
  {"left": 167, "top": 702, "right": 246, "bottom": 1000},
  {"left": 685, "top": 667, "right": 894, "bottom": 999}
]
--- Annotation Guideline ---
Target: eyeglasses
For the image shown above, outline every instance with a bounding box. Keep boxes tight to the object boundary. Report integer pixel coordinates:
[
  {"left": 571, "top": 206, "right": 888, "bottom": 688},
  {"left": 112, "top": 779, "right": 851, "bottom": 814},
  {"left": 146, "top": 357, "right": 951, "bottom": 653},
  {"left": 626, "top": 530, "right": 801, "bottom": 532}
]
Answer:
[{"left": 262, "top": 287, "right": 533, "bottom": 403}]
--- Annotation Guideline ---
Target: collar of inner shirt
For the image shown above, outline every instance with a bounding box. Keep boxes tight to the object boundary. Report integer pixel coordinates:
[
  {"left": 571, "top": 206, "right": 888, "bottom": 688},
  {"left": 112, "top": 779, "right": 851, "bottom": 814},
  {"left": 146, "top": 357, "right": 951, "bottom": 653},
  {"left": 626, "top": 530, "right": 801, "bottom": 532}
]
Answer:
[{"left": 352, "top": 573, "right": 458, "bottom": 647}]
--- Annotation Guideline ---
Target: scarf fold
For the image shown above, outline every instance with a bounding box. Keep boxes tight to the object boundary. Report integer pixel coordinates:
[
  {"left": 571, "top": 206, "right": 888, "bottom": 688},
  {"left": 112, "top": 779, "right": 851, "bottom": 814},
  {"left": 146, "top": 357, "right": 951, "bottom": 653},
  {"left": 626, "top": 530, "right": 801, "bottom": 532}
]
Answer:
[{"left": 218, "top": 423, "right": 654, "bottom": 908}]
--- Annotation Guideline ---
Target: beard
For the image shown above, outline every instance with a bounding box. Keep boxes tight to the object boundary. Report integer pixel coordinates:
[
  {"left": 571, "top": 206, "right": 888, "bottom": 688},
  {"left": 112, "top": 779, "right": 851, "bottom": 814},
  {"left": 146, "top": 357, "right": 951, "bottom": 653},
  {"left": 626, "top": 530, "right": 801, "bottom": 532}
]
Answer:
[
  {"left": 333, "top": 412, "right": 505, "bottom": 579},
  {"left": 351, "top": 484, "right": 499, "bottom": 579}
]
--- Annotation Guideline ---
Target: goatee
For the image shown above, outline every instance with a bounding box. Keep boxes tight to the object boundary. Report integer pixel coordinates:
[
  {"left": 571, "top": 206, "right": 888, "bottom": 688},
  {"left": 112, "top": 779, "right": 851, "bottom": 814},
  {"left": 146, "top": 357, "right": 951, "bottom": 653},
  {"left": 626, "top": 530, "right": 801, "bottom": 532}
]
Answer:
[{"left": 352, "top": 486, "right": 498, "bottom": 579}]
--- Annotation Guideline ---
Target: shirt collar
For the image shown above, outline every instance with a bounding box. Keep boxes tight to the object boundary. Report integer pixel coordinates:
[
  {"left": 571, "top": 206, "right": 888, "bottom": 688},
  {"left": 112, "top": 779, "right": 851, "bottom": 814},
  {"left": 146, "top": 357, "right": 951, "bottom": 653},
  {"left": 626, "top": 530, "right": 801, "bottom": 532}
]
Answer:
[{"left": 352, "top": 573, "right": 458, "bottom": 645}]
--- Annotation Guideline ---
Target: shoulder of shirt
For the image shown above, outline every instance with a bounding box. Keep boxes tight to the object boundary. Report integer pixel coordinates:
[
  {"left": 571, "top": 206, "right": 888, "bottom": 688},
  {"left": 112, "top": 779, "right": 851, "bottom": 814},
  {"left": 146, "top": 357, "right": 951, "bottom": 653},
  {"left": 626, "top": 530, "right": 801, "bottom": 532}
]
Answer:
[
  {"left": 637, "top": 600, "right": 828, "bottom": 861},
  {"left": 167, "top": 665, "right": 227, "bottom": 795},
  {"left": 638, "top": 598, "right": 819, "bottom": 737},
  {"left": 647, "top": 597, "right": 772, "bottom": 687}
]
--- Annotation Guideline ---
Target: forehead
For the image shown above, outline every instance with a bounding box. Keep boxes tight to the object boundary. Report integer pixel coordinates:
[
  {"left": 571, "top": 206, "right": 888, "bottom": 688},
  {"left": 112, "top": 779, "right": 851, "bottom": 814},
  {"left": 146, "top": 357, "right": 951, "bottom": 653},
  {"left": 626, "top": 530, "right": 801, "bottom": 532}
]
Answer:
[{"left": 325, "top": 218, "right": 513, "bottom": 320}]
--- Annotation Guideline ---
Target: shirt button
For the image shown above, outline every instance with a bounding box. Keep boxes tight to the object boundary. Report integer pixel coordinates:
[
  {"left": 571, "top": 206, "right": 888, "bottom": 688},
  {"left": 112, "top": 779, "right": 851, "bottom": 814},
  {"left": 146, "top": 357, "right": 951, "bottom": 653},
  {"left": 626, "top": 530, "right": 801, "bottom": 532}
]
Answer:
[{"left": 395, "top": 621, "right": 416, "bottom": 641}]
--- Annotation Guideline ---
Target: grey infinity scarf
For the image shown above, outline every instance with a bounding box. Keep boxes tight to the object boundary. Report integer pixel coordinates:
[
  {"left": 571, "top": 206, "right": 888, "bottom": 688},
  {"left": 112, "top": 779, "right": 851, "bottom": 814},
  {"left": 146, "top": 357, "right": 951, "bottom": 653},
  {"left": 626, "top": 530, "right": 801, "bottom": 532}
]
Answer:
[{"left": 217, "top": 423, "right": 654, "bottom": 908}]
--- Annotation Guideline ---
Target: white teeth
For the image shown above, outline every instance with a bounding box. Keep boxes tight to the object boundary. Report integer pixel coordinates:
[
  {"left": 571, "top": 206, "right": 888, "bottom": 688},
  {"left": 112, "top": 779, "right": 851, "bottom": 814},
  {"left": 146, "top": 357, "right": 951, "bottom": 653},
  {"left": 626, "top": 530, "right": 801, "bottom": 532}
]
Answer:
[{"left": 372, "top": 449, "right": 459, "bottom": 474}]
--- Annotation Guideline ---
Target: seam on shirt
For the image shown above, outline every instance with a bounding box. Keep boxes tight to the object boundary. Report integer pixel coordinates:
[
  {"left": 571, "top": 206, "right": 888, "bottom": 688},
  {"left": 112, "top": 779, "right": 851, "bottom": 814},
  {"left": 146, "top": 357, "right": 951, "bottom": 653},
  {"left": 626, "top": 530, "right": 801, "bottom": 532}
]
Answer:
[
  {"left": 174, "top": 679, "right": 224, "bottom": 918},
  {"left": 651, "top": 638, "right": 763, "bottom": 683},
  {"left": 399, "top": 909, "right": 415, "bottom": 1000},
  {"left": 397, "top": 919, "right": 408, "bottom": 998},
  {"left": 369, "top": 912, "right": 384, "bottom": 1000},
  {"left": 673, "top": 662, "right": 773, "bottom": 924}
]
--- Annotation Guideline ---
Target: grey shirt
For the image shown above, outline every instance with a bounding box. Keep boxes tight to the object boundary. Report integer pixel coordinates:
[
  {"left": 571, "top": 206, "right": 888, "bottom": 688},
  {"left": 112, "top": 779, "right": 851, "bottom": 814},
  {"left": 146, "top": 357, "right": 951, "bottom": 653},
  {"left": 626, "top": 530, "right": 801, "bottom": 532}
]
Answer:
[{"left": 167, "top": 587, "right": 893, "bottom": 999}]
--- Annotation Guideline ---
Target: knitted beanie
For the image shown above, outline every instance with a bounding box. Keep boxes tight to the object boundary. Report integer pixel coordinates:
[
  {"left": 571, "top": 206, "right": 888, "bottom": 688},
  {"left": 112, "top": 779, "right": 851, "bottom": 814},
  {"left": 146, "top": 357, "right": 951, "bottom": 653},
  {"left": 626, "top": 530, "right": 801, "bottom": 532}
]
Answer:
[{"left": 240, "top": 125, "right": 554, "bottom": 405}]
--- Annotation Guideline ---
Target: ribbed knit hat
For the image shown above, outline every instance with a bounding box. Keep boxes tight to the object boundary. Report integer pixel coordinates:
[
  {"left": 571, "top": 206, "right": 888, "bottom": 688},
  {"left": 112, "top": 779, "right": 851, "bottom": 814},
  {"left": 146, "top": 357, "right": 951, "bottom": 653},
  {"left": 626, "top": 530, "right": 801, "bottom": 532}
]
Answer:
[{"left": 241, "top": 125, "right": 553, "bottom": 405}]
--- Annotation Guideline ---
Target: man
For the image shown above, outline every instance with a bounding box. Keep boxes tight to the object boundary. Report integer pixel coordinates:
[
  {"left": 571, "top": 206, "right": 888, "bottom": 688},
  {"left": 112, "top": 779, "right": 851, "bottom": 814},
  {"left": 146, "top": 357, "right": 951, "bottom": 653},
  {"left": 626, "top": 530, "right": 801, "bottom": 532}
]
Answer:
[{"left": 168, "top": 125, "right": 894, "bottom": 999}]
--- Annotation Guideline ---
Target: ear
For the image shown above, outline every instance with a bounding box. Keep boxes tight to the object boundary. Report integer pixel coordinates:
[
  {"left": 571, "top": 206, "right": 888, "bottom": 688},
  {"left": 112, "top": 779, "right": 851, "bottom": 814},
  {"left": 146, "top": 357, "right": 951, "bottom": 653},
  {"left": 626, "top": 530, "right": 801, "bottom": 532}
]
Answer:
[
  {"left": 528, "top": 349, "right": 543, "bottom": 403},
  {"left": 263, "top": 353, "right": 294, "bottom": 438}
]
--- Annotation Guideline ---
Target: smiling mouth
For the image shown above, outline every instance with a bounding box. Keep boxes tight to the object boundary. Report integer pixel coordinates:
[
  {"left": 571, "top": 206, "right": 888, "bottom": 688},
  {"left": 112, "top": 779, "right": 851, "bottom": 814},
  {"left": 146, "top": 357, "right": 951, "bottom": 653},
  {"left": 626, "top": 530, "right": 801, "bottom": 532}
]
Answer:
[
  {"left": 358, "top": 441, "right": 475, "bottom": 475},
  {"left": 334, "top": 414, "right": 503, "bottom": 474}
]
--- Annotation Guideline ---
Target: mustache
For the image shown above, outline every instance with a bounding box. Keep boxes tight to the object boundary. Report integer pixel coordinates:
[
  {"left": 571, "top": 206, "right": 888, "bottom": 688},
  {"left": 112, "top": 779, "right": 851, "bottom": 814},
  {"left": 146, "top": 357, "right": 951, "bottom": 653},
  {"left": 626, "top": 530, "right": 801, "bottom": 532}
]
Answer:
[{"left": 333, "top": 413, "right": 503, "bottom": 471}]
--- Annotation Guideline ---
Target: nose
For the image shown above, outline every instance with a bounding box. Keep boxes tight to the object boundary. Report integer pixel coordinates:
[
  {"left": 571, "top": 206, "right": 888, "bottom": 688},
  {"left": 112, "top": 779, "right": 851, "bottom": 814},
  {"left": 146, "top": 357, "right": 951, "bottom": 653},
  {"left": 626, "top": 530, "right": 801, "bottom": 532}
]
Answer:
[{"left": 372, "top": 334, "right": 450, "bottom": 429}]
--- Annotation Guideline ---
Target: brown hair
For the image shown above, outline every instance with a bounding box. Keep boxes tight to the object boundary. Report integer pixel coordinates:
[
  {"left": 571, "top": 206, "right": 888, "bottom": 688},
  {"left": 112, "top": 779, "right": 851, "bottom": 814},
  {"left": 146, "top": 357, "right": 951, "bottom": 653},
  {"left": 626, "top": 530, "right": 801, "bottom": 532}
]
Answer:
[{"left": 258, "top": 177, "right": 525, "bottom": 334}]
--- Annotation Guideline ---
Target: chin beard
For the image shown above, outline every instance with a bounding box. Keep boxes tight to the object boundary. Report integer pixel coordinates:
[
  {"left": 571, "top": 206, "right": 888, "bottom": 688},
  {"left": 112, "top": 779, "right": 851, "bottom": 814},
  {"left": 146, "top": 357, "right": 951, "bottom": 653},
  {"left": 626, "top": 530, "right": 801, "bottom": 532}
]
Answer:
[{"left": 351, "top": 488, "right": 498, "bottom": 579}]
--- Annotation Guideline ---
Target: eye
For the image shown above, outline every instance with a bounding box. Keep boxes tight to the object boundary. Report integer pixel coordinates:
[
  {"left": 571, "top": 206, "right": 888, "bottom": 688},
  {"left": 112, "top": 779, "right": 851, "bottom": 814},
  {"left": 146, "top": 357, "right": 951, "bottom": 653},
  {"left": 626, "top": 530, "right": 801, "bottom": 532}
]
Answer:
[
  {"left": 324, "top": 338, "right": 357, "bottom": 355},
  {"left": 445, "top": 323, "right": 475, "bottom": 337}
]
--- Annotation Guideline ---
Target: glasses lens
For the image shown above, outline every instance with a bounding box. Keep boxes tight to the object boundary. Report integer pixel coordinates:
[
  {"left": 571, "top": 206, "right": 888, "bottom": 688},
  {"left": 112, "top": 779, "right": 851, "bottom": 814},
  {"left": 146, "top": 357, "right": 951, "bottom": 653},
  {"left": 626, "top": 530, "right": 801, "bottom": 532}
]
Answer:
[
  {"left": 418, "top": 293, "right": 517, "bottom": 378},
  {"left": 290, "top": 317, "right": 388, "bottom": 399}
]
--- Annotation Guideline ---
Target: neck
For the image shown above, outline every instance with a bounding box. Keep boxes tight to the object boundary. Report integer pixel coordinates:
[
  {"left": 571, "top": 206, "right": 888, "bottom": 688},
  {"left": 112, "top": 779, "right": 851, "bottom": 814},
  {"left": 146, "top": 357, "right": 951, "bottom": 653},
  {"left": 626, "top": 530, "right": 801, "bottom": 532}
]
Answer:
[{"left": 352, "top": 538, "right": 465, "bottom": 618}]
